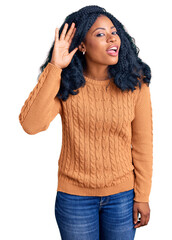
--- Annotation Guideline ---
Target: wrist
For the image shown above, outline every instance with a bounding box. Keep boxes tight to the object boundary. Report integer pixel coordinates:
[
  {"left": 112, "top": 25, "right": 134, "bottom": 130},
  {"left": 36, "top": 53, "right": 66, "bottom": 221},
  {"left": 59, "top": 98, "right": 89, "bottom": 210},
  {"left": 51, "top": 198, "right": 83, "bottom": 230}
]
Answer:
[{"left": 50, "top": 61, "right": 62, "bottom": 69}]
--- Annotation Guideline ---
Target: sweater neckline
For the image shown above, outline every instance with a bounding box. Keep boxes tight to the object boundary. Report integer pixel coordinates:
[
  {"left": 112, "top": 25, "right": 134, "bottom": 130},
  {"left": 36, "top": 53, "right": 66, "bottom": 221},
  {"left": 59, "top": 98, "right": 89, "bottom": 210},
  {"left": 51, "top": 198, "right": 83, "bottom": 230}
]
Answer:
[{"left": 84, "top": 74, "right": 113, "bottom": 86}]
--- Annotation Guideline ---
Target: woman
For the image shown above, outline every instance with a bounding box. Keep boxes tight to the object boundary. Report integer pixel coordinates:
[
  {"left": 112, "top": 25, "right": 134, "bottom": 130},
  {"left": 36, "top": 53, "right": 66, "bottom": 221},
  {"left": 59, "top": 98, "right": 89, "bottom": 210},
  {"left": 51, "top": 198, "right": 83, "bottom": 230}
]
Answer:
[{"left": 19, "top": 5, "right": 153, "bottom": 240}]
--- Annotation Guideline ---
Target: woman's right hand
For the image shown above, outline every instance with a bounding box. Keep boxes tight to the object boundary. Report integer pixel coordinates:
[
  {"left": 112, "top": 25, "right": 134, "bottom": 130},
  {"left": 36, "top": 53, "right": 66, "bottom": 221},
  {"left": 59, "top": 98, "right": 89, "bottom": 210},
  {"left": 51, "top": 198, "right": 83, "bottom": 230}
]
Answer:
[{"left": 50, "top": 22, "right": 78, "bottom": 69}]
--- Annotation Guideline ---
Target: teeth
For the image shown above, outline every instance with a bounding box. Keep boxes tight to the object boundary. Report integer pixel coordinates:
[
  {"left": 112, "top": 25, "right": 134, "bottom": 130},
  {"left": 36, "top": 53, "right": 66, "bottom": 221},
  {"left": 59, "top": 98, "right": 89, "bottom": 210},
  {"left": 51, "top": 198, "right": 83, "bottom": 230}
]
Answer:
[{"left": 108, "top": 46, "right": 117, "bottom": 51}]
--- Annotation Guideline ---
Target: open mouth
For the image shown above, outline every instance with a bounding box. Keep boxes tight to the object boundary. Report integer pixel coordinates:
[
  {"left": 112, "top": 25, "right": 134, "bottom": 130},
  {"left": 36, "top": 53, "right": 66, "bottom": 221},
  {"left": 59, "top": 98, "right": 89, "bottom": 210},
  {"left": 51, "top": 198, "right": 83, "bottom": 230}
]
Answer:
[
  {"left": 106, "top": 45, "right": 119, "bottom": 56},
  {"left": 106, "top": 47, "right": 119, "bottom": 56}
]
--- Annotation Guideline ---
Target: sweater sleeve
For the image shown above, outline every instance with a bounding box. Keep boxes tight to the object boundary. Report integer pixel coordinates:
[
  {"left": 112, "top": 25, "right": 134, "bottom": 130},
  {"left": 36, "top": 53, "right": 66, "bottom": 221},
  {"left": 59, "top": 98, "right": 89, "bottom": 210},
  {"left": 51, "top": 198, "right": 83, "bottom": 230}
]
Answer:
[
  {"left": 19, "top": 62, "right": 62, "bottom": 135},
  {"left": 131, "top": 82, "right": 153, "bottom": 202}
]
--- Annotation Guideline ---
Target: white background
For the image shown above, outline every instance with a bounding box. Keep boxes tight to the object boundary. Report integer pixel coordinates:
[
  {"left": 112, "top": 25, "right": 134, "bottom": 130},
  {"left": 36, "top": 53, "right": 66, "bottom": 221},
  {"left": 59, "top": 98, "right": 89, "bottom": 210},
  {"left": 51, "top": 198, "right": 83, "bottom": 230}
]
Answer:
[{"left": 1, "top": 0, "right": 171, "bottom": 239}]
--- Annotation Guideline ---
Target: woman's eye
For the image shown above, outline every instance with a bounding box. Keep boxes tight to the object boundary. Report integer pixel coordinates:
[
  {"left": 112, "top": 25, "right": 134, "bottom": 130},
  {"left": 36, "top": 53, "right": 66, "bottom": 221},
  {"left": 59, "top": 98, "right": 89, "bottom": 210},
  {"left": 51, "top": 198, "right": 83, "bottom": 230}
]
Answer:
[
  {"left": 96, "top": 31, "right": 117, "bottom": 37},
  {"left": 96, "top": 33, "right": 104, "bottom": 37}
]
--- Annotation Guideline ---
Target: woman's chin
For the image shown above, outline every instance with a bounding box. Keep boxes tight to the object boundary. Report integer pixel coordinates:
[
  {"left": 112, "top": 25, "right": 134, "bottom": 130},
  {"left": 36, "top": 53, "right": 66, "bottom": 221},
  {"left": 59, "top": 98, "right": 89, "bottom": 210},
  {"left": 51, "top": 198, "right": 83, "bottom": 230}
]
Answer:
[{"left": 106, "top": 58, "right": 119, "bottom": 65}]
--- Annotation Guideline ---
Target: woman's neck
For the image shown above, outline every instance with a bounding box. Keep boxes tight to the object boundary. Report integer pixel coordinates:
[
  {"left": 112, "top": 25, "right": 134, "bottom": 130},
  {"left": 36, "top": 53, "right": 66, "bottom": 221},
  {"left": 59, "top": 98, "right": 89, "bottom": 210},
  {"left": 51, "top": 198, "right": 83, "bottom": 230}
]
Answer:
[{"left": 83, "top": 69, "right": 110, "bottom": 81}]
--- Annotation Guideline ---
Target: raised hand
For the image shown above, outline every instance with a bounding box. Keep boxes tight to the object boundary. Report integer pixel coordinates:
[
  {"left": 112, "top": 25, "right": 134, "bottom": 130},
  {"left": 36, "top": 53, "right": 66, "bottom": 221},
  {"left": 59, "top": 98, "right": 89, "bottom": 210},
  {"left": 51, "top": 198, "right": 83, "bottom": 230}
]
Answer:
[{"left": 50, "top": 22, "right": 78, "bottom": 69}]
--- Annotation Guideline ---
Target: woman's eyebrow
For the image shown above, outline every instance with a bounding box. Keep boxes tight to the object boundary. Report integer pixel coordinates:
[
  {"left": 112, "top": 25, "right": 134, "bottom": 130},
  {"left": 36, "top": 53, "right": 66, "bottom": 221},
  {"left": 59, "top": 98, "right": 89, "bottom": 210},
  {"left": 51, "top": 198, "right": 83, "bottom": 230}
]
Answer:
[{"left": 92, "top": 26, "right": 116, "bottom": 34}]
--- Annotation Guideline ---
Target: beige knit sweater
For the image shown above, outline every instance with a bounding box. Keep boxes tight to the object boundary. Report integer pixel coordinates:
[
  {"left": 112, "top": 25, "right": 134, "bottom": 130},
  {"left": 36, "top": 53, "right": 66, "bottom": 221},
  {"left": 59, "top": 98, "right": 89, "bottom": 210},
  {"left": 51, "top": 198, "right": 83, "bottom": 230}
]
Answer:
[{"left": 19, "top": 62, "right": 153, "bottom": 202}]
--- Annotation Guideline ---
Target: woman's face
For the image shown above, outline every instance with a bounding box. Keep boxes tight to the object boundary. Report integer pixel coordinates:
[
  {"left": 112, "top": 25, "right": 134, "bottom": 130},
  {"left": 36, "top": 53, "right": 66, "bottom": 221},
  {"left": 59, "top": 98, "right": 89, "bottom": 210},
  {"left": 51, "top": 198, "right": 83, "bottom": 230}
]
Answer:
[{"left": 79, "top": 15, "right": 121, "bottom": 66}]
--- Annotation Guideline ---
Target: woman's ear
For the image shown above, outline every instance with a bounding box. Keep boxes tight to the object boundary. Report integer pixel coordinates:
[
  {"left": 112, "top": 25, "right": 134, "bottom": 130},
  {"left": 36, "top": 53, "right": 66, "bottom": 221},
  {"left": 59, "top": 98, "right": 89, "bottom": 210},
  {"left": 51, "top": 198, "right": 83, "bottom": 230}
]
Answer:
[{"left": 78, "top": 42, "right": 86, "bottom": 53}]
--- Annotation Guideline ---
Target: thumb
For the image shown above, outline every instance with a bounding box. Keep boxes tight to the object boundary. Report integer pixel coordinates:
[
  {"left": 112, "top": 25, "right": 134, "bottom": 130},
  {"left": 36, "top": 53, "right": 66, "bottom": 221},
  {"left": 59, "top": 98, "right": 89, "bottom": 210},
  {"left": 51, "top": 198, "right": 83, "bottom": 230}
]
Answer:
[
  {"left": 69, "top": 47, "right": 78, "bottom": 58},
  {"left": 133, "top": 205, "right": 138, "bottom": 224}
]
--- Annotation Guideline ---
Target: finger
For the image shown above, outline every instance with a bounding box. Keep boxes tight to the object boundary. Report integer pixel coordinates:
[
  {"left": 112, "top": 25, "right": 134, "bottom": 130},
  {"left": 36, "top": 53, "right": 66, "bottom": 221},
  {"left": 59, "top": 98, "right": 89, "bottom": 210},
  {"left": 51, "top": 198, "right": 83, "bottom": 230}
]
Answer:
[
  {"left": 134, "top": 221, "right": 141, "bottom": 228},
  {"left": 68, "top": 28, "right": 76, "bottom": 46},
  {"left": 145, "top": 214, "right": 150, "bottom": 225},
  {"left": 60, "top": 23, "right": 69, "bottom": 41},
  {"left": 55, "top": 27, "right": 59, "bottom": 43},
  {"left": 140, "top": 219, "right": 145, "bottom": 227},
  {"left": 133, "top": 208, "right": 138, "bottom": 225},
  {"left": 69, "top": 47, "right": 78, "bottom": 58},
  {"left": 65, "top": 22, "right": 75, "bottom": 42},
  {"left": 141, "top": 213, "right": 147, "bottom": 225}
]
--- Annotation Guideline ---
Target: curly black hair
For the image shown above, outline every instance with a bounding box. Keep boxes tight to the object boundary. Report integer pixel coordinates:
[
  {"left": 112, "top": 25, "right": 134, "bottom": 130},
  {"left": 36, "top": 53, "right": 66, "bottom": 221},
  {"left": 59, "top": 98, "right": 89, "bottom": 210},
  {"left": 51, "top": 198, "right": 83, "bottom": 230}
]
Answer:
[{"left": 37, "top": 5, "right": 151, "bottom": 101}]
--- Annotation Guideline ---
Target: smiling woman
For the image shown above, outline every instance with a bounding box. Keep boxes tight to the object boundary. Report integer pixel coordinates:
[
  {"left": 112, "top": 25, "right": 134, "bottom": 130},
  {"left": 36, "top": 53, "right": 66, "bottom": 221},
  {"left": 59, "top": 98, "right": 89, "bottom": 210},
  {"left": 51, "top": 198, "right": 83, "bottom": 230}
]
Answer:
[{"left": 18, "top": 4, "right": 153, "bottom": 240}]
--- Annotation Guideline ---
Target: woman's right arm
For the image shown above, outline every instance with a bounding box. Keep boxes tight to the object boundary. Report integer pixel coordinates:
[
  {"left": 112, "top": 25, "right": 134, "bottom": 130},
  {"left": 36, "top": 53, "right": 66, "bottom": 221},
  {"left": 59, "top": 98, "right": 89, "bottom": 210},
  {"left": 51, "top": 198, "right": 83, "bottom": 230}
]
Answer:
[
  {"left": 19, "top": 62, "right": 62, "bottom": 135},
  {"left": 19, "top": 21, "right": 78, "bottom": 134},
  {"left": 19, "top": 23, "right": 78, "bottom": 134}
]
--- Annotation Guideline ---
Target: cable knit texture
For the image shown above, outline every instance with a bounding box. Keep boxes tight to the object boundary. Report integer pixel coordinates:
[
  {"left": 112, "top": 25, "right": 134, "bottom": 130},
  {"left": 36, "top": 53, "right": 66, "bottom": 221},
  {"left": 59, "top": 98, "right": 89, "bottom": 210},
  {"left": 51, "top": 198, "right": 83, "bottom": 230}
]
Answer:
[{"left": 19, "top": 62, "right": 153, "bottom": 202}]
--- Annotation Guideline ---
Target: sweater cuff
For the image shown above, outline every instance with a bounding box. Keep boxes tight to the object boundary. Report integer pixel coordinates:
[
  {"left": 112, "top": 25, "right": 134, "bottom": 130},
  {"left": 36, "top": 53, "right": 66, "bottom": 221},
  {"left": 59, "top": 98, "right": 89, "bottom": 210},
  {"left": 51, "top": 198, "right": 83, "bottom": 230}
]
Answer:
[
  {"left": 133, "top": 189, "right": 151, "bottom": 202},
  {"left": 47, "top": 62, "right": 62, "bottom": 72}
]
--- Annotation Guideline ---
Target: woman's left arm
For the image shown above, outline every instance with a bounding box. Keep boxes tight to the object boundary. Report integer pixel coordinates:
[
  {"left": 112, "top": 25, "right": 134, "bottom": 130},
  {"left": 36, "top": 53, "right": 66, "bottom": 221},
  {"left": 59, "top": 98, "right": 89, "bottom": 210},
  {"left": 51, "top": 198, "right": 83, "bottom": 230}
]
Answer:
[
  {"left": 131, "top": 82, "right": 153, "bottom": 228},
  {"left": 131, "top": 82, "right": 153, "bottom": 203}
]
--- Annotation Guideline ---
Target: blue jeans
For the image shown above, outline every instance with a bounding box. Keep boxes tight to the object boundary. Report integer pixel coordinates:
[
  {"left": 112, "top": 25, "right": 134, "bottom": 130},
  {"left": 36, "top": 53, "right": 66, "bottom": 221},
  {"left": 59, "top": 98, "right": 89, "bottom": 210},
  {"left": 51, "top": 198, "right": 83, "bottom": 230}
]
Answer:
[{"left": 54, "top": 188, "right": 136, "bottom": 240}]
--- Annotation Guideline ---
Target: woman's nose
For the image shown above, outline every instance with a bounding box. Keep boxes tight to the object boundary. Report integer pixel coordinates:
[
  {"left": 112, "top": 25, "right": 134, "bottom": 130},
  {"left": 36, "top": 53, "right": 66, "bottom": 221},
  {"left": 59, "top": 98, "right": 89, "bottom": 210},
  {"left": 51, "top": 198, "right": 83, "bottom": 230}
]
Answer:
[{"left": 107, "top": 34, "right": 117, "bottom": 42}]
